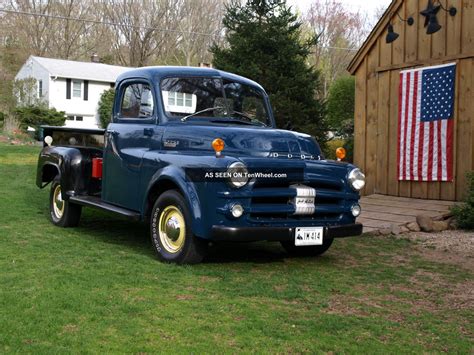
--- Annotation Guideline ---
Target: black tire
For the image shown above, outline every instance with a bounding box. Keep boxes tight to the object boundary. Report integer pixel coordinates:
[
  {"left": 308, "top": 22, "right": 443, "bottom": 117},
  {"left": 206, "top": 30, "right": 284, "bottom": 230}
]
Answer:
[
  {"left": 281, "top": 237, "right": 334, "bottom": 257},
  {"left": 49, "top": 177, "right": 82, "bottom": 227},
  {"left": 150, "top": 190, "right": 207, "bottom": 264}
]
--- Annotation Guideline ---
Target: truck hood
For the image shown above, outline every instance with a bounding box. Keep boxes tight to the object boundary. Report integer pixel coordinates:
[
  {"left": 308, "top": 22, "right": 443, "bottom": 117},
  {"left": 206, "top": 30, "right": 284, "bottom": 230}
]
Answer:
[{"left": 162, "top": 125, "right": 322, "bottom": 158}]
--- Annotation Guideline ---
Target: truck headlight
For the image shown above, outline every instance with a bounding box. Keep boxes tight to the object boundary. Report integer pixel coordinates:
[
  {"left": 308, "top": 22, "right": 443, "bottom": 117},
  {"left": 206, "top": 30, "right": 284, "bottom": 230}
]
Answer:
[
  {"left": 230, "top": 204, "right": 244, "bottom": 218},
  {"left": 348, "top": 168, "right": 365, "bottom": 191},
  {"left": 351, "top": 204, "right": 361, "bottom": 217},
  {"left": 227, "top": 162, "right": 248, "bottom": 188}
]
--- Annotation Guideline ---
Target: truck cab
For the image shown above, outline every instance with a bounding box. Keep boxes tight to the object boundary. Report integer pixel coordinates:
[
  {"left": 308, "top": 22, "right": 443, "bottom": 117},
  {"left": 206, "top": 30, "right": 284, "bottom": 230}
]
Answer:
[{"left": 37, "top": 66, "right": 365, "bottom": 264}]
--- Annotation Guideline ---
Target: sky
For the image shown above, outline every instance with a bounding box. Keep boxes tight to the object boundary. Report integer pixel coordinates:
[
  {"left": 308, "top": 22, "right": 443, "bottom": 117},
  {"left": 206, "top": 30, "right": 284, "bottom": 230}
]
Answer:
[{"left": 288, "top": 0, "right": 393, "bottom": 19}]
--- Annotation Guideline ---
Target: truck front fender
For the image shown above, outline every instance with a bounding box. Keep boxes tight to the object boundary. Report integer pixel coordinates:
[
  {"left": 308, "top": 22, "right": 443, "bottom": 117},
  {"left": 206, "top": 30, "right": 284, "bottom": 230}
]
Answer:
[{"left": 144, "top": 165, "right": 204, "bottom": 236}]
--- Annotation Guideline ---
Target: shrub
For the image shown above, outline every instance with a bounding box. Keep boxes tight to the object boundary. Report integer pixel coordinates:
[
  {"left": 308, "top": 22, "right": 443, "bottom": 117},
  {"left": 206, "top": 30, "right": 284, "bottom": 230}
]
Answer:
[
  {"left": 14, "top": 105, "right": 65, "bottom": 134},
  {"left": 451, "top": 172, "right": 474, "bottom": 230},
  {"left": 343, "top": 136, "right": 354, "bottom": 163},
  {"left": 325, "top": 139, "right": 346, "bottom": 160},
  {"left": 98, "top": 89, "right": 115, "bottom": 128},
  {"left": 326, "top": 76, "right": 355, "bottom": 132}
]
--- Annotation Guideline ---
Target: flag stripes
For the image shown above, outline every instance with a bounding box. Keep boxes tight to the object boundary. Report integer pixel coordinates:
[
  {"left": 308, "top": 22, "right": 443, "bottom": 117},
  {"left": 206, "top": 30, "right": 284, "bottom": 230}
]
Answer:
[{"left": 397, "top": 63, "right": 455, "bottom": 182}]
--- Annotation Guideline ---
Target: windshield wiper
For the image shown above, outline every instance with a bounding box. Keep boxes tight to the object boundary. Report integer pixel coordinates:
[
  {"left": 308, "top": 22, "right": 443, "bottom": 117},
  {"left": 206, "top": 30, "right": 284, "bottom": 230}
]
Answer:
[
  {"left": 229, "top": 110, "right": 252, "bottom": 122},
  {"left": 181, "top": 106, "right": 225, "bottom": 122},
  {"left": 210, "top": 118, "right": 254, "bottom": 126},
  {"left": 181, "top": 106, "right": 267, "bottom": 127},
  {"left": 229, "top": 110, "right": 267, "bottom": 127}
]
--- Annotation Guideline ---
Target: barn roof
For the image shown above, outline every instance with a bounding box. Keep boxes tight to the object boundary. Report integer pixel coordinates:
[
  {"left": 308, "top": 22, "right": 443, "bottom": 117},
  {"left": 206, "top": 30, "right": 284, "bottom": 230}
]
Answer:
[
  {"left": 30, "top": 56, "right": 133, "bottom": 83},
  {"left": 347, "top": 0, "right": 402, "bottom": 75}
]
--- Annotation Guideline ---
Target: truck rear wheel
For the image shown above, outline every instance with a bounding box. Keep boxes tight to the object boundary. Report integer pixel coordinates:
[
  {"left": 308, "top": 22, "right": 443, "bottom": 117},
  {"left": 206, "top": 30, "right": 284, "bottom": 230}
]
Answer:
[
  {"left": 49, "top": 177, "right": 82, "bottom": 227},
  {"left": 150, "top": 190, "right": 207, "bottom": 264},
  {"left": 280, "top": 238, "right": 334, "bottom": 257}
]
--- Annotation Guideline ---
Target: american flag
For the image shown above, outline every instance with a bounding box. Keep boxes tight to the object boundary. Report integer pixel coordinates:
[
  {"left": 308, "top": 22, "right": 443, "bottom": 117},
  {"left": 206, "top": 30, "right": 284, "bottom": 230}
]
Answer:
[{"left": 398, "top": 63, "right": 456, "bottom": 182}]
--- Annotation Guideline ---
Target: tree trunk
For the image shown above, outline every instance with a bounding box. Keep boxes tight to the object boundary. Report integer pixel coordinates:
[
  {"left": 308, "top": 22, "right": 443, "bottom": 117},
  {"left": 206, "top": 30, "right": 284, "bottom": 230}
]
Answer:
[{"left": 3, "top": 114, "right": 19, "bottom": 133}]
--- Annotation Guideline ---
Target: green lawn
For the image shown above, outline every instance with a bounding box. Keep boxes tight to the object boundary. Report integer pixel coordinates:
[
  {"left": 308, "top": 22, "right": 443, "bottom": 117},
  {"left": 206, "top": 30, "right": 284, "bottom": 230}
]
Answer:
[{"left": 0, "top": 143, "right": 472, "bottom": 353}]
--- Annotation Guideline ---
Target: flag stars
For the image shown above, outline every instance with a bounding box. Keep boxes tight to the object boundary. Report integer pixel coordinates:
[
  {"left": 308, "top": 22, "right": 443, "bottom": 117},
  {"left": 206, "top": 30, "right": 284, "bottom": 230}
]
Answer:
[{"left": 420, "top": 65, "right": 456, "bottom": 121}]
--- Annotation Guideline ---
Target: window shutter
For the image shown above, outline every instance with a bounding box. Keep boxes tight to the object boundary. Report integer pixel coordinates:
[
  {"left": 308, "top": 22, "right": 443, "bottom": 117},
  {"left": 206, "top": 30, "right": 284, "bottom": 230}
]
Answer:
[
  {"left": 66, "top": 79, "right": 71, "bottom": 99},
  {"left": 84, "top": 80, "right": 89, "bottom": 101}
]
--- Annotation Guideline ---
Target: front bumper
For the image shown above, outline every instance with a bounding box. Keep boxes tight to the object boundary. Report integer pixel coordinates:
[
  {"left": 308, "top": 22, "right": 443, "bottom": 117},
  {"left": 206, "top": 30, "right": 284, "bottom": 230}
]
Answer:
[{"left": 210, "top": 223, "right": 363, "bottom": 242}]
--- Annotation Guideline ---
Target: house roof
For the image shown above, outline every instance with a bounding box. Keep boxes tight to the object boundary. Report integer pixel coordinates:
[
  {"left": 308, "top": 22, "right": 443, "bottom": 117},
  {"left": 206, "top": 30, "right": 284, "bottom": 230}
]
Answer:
[
  {"left": 31, "top": 56, "right": 133, "bottom": 83},
  {"left": 347, "top": 0, "right": 402, "bottom": 75}
]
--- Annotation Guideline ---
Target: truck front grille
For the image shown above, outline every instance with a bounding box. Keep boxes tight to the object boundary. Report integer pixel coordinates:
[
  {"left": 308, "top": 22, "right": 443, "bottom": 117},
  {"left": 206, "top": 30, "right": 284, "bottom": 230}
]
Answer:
[{"left": 248, "top": 179, "right": 347, "bottom": 223}]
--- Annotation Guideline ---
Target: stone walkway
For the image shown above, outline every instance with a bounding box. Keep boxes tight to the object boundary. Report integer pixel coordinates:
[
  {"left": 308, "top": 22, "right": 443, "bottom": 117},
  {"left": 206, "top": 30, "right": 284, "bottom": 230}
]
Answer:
[{"left": 358, "top": 194, "right": 457, "bottom": 234}]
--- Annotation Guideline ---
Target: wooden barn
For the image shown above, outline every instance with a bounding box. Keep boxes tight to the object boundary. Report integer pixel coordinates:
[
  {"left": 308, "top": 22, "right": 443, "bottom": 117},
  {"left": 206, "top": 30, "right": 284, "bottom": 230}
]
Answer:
[{"left": 348, "top": 0, "right": 473, "bottom": 201}]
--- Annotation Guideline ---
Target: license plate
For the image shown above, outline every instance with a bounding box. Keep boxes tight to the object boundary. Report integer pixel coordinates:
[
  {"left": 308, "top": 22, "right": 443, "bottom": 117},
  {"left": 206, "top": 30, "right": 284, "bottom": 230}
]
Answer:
[{"left": 295, "top": 227, "right": 324, "bottom": 246}]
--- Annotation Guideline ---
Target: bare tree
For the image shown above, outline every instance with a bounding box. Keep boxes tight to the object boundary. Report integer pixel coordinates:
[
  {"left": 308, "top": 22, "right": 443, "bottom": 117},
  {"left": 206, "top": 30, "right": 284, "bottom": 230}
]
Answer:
[
  {"left": 48, "top": 0, "right": 96, "bottom": 60},
  {"left": 172, "top": 0, "right": 225, "bottom": 66},
  {"left": 304, "top": 0, "right": 370, "bottom": 96},
  {"left": 102, "top": 0, "right": 179, "bottom": 67},
  {"left": 5, "top": 0, "right": 55, "bottom": 57},
  {"left": 1, "top": 0, "right": 99, "bottom": 60}
]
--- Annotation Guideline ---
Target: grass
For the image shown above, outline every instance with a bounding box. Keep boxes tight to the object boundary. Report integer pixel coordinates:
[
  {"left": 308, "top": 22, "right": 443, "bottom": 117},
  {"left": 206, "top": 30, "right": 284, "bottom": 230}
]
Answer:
[{"left": 0, "top": 143, "right": 472, "bottom": 353}]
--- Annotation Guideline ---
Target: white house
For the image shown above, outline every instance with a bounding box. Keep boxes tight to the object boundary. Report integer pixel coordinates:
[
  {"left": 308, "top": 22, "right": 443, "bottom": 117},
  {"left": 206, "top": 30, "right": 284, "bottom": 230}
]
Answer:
[{"left": 15, "top": 56, "right": 132, "bottom": 129}]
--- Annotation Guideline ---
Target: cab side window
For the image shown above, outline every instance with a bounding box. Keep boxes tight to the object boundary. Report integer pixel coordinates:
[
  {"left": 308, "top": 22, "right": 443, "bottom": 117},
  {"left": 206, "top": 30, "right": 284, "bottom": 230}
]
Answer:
[{"left": 120, "top": 83, "right": 154, "bottom": 119}]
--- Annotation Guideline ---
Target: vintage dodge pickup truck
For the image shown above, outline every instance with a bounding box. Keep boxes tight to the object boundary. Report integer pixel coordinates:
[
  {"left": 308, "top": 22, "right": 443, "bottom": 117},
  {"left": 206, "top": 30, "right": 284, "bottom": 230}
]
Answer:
[{"left": 36, "top": 66, "right": 365, "bottom": 264}]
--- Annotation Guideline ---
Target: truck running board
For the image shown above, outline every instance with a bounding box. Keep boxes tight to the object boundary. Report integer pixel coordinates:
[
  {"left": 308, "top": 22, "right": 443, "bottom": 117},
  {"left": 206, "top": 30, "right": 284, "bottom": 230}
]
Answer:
[{"left": 69, "top": 196, "right": 141, "bottom": 221}]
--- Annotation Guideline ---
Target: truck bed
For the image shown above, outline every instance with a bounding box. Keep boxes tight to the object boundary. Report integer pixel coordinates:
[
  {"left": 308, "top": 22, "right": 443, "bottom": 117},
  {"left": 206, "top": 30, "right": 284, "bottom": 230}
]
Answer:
[{"left": 40, "top": 125, "right": 105, "bottom": 149}]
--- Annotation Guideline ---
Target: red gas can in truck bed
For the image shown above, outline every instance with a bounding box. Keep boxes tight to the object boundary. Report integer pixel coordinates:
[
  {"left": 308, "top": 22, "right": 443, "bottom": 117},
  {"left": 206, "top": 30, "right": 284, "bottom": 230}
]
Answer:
[{"left": 92, "top": 158, "right": 103, "bottom": 179}]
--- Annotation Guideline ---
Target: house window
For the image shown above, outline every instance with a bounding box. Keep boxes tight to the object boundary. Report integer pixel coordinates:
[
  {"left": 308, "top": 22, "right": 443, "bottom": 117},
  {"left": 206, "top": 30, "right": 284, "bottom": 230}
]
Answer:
[
  {"left": 72, "top": 80, "right": 82, "bottom": 98},
  {"left": 67, "top": 115, "right": 84, "bottom": 121},
  {"left": 38, "top": 80, "right": 43, "bottom": 98},
  {"left": 167, "top": 92, "right": 194, "bottom": 108}
]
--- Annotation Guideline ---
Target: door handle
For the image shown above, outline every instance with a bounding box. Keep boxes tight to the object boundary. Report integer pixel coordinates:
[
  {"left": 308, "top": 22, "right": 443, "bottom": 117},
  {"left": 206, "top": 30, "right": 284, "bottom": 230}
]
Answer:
[
  {"left": 144, "top": 128, "right": 154, "bottom": 137},
  {"left": 105, "top": 129, "right": 122, "bottom": 161}
]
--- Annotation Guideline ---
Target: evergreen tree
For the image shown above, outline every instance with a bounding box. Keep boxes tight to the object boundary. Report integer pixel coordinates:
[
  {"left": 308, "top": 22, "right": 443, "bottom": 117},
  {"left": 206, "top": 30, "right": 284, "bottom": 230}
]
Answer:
[{"left": 211, "top": 0, "right": 326, "bottom": 143}]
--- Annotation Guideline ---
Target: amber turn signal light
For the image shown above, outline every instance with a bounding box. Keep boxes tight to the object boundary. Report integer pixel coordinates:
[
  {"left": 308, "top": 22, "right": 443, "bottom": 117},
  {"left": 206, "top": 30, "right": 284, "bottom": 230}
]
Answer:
[
  {"left": 212, "top": 138, "right": 225, "bottom": 156},
  {"left": 336, "top": 147, "right": 346, "bottom": 161}
]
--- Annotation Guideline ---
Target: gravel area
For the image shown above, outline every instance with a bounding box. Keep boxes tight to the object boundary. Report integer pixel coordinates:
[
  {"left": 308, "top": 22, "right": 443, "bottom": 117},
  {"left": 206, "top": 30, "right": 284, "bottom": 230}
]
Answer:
[
  {"left": 397, "top": 230, "right": 474, "bottom": 270},
  {"left": 407, "top": 230, "right": 474, "bottom": 255}
]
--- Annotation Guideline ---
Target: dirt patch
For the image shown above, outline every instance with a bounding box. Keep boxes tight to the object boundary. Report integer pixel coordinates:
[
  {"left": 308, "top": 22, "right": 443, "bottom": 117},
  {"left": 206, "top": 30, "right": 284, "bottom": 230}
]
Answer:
[
  {"left": 445, "top": 280, "right": 474, "bottom": 310},
  {"left": 326, "top": 296, "right": 371, "bottom": 317},
  {"left": 326, "top": 232, "right": 474, "bottom": 323},
  {"left": 326, "top": 275, "right": 473, "bottom": 324},
  {"left": 397, "top": 230, "right": 474, "bottom": 270},
  {"left": 61, "top": 324, "right": 79, "bottom": 334},
  {"left": 175, "top": 294, "right": 195, "bottom": 301}
]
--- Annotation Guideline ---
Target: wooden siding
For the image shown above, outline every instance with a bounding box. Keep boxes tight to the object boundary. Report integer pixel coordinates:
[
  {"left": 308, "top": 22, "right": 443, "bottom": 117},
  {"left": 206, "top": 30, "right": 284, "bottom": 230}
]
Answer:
[{"left": 353, "top": 0, "right": 474, "bottom": 201}]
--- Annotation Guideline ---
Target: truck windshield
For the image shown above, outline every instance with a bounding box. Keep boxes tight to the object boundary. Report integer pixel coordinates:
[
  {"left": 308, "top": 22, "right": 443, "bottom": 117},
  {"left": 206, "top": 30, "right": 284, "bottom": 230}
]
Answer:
[{"left": 161, "top": 77, "right": 271, "bottom": 126}]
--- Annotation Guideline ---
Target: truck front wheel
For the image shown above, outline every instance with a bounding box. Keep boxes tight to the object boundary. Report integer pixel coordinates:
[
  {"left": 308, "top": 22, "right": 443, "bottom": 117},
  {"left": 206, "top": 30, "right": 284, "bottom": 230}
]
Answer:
[
  {"left": 49, "top": 177, "right": 82, "bottom": 227},
  {"left": 150, "top": 190, "right": 207, "bottom": 264},
  {"left": 280, "top": 238, "right": 334, "bottom": 257}
]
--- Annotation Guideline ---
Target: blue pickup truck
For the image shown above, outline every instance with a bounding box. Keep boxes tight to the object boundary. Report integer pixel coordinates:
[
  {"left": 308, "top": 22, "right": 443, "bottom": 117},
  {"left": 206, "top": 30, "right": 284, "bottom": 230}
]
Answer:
[{"left": 36, "top": 66, "right": 364, "bottom": 264}]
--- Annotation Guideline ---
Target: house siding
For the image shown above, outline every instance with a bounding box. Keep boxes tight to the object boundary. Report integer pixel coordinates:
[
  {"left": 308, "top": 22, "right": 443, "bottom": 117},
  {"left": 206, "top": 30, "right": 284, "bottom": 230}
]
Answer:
[
  {"left": 14, "top": 56, "right": 129, "bottom": 130},
  {"left": 15, "top": 57, "right": 50, "bottom": 103},
  {"left": 49, "top": 78, "right": 112, "bottom": 128}
]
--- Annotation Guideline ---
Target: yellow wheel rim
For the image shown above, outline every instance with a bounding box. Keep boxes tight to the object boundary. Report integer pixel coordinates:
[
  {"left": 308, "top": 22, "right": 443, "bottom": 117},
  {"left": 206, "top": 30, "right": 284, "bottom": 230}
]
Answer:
[
  {"left": 158, "top": 206, "right": 186, "bottom": 253},
  {"left": 53, "top": 185, "right": 65, "bottom": 219}
]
